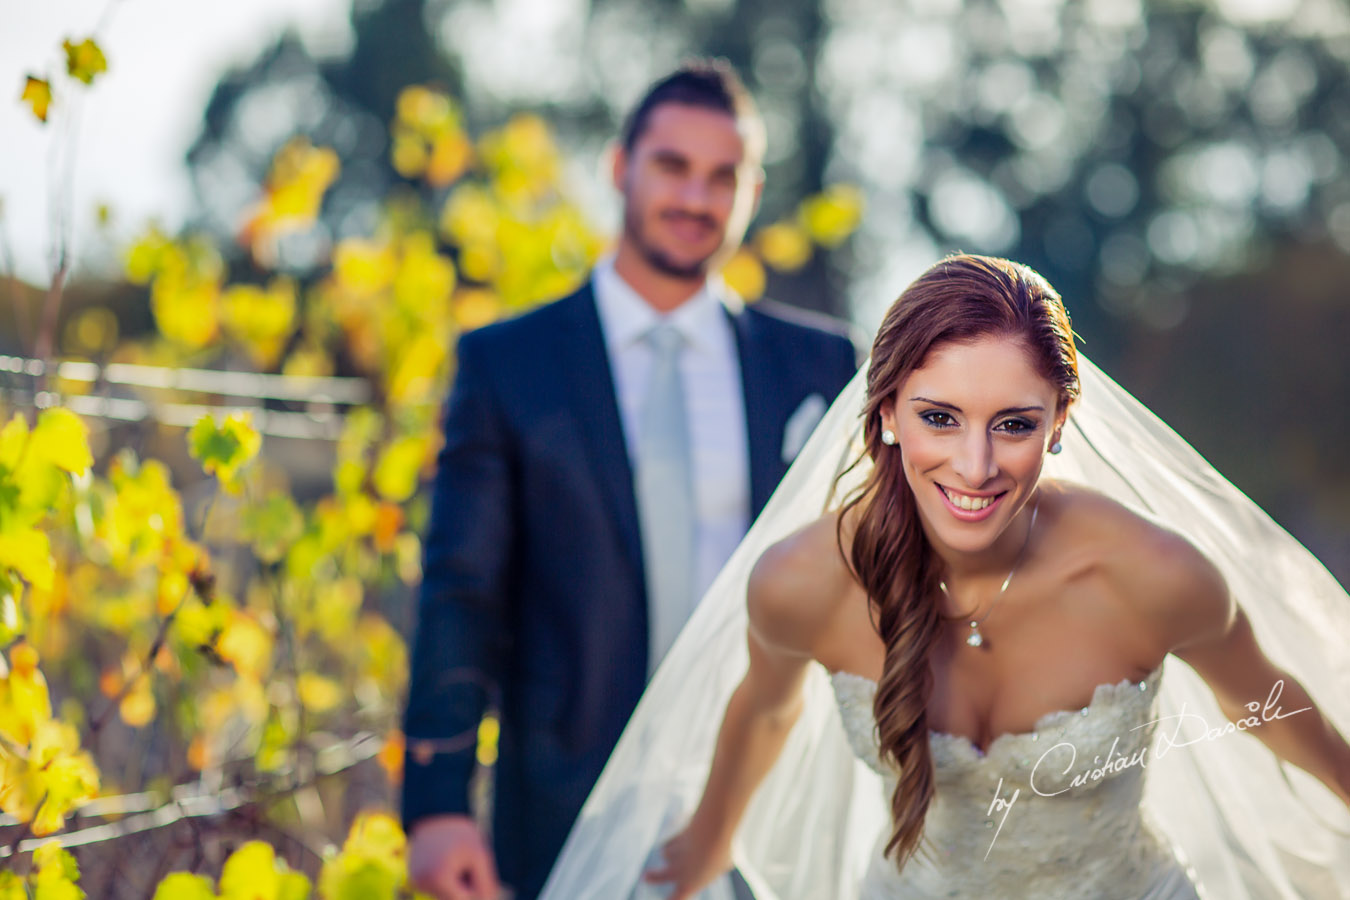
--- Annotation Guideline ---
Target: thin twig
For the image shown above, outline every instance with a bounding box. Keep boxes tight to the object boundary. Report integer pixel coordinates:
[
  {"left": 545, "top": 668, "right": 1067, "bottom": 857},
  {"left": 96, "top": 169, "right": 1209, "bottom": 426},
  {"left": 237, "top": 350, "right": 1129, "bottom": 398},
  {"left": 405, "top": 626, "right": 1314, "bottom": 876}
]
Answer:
[{"left": 0, "top": 204, "right": 32, "bottom": 352}]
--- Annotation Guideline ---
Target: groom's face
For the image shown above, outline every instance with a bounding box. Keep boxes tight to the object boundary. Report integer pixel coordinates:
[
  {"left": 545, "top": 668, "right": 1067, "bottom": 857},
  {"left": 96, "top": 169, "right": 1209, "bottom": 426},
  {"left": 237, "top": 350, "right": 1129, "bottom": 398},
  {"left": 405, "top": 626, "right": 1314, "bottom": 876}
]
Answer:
[{"left": 612, "top": 102, "right": 763, "bottom": 280}]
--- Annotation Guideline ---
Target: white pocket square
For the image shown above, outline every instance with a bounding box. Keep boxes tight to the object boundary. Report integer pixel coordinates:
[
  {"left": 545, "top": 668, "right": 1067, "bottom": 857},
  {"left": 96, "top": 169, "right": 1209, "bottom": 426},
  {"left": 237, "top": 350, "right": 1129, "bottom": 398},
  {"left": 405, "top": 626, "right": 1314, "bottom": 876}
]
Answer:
[{"left": 781, "top": 393, "right": 828, "bottom": 464}]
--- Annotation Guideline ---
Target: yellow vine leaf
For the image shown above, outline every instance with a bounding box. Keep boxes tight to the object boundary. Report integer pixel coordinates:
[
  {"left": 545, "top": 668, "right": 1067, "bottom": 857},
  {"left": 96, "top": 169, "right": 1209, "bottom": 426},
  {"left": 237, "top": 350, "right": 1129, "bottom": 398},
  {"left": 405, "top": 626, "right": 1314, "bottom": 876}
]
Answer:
[
  {"left": 188, "top": 412, "right": 261, "bottom": 493},
  {"left": 0, "top": 870, "right": 25, "bottom": 900},
  {"left": 215, "top": 611, "right": 272, "bottom": 680},
  {"left": 386, "top": 333, "right": 445, "bottom": 406},
  {"left": 151, "top": 872, "right": 216, "bottom": 900},
  {"left": 439, "top": 184, "right": 499, "bottom": 248},
  {"left": 30, "top": 408, "right": 93, "bottom": 475},
  {"left": 0, "top": 525, "right": 55, "bottom": 592},
  {"left": 243, "top": 139, "right": 339, "bottom": 260},
  {"left": 221, "top": 279, "right": 297, "bottom": 368},
  {"left": 242, "top": 493, "right": 304, "bottom": 564},
  {"left": 0, "top": 714, "right": 100, "bottom": 836},
  {"left": 0, "top": 413, "right": 28, "bottom": 470},
  {"left": 333, "top": 239, "right": 396, "bottom": 295},
  {"left": 296, "top": 672, "right": 342, "bottom": 714},
  {"left": 356, "top": 614, "right": 407, "bottom": 697},
  {"left": 453, "top": 288, "right": 500, "bottom": 330},
  {"left": 317, "top": 812, "right": 407, "bottom": 900},
  {"left": 800, "top": 184, "right": 865, "bottom": 248},
  {"left": 426, "top": 131, "right": 473, "bottom": 188},
  {"left": 31, "top": 841, "right": 83, "bottom": 900},
  {"left": 372, "top": 437, "right": 429, "bottom": 503},
  {"left": 393, "top": 233, "right": 456, "bottom": 315},
  {"left": 477, "top": 714, "right": 500, "bottom": 767},
  {"left": 376, "top": 730, "right": 404, "bottom": 783},
  {"left": 313, "top": 577, "right": 362, "bottom": 645},
  {"left": 390, "top": 132, "right": 428, "bottom": 179},
  {"left": 151, "top": 264, "right": 222, "bottom": 349},
  {"left": 720, "top": 249, "right": 766, "bottom": 301},
  {"left": 124, "top": 227, "right": 174, "bottom": 285},
  {"left": 756, "top": 221, "right": 813, "bottom": 272},
  {"left": 395, "top": 85, "right": 455, "bottom": 134},
  {"left": 118, "top": 675, "right": 155, "bottom": 728},
  {"left": 21, "top": 76, "right": 53, "bottom": 123},
  {"left": 63, "top": 37, "right": 108, "bottom": 85},
  {"left": 219, "top": 841, "right": 310, "bottom": 900}
]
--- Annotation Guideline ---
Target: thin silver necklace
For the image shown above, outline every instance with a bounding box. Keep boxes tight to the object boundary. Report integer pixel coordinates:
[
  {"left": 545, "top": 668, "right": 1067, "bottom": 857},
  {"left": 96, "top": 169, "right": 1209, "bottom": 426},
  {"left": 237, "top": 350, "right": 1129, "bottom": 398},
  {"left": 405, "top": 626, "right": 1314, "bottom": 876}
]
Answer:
[{"left": 940, "top": 496, "right": 1040, "bottom": 649}]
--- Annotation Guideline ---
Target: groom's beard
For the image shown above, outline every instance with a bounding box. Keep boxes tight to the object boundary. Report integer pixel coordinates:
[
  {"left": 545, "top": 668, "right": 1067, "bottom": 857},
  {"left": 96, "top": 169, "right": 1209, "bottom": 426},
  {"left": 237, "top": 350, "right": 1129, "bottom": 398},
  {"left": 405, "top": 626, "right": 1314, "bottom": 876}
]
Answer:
[{"left": 623, "top": 205, "right": 723, "bottom": 281}]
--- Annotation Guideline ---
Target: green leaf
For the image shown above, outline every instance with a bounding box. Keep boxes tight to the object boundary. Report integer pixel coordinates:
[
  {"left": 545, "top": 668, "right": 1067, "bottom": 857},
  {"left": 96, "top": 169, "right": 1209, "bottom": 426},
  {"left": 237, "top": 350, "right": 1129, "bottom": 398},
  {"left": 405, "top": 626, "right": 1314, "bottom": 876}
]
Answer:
[
  {"left": 242, "top": 493, "right": 304, "bottom": 563},
  {"left": 150, "top": 872, "right": 216, "bottom": 900},
  {"left": 188, "top": 412, "right": 261, "bottom": 492},
  {"left": 317, "top": 813, "right": 407, "bottom": 900}
]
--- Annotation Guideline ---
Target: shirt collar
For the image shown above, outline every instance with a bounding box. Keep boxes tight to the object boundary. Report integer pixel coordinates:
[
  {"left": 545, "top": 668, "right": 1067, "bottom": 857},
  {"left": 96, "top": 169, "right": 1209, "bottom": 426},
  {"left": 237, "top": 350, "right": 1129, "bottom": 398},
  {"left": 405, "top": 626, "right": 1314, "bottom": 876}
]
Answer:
[{"left": 592, "top": 257, "right": 737, "bottom": 354}]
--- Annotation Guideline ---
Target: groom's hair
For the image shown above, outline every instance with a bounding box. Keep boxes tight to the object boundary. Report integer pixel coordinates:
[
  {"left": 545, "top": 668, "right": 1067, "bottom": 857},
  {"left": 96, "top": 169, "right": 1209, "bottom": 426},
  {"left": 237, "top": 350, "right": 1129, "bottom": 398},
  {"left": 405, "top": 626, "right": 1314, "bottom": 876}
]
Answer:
[{"left": 621, "top": 59, "right": 765, "bottom": 162}]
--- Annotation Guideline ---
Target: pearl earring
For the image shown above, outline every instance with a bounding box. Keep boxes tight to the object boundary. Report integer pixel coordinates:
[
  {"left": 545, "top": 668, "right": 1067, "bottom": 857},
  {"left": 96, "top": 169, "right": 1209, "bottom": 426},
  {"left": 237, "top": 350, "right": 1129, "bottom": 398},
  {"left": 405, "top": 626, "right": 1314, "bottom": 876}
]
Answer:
[
  {"left": 881, "top": 429, "right": 897, "bottom": 446},
  {"left": 1050, "top": 440, "right": 1063, "bottom": 455}
]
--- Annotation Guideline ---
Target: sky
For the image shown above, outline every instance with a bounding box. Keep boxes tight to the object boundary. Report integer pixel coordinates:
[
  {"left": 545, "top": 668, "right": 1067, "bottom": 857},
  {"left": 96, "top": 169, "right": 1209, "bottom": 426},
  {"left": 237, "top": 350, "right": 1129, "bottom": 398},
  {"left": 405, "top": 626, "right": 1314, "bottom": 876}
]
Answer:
[{"left": 1, "top": 0, "right": 355, "bottom": 285}]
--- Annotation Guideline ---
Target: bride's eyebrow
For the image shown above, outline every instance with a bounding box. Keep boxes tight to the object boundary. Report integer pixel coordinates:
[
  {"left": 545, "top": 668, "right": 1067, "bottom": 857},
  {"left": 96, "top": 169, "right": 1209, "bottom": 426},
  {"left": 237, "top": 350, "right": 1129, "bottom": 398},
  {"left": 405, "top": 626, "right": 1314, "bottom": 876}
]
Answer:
[{"left": 909, "top": 396, "right": 1045, "bottom": 416}]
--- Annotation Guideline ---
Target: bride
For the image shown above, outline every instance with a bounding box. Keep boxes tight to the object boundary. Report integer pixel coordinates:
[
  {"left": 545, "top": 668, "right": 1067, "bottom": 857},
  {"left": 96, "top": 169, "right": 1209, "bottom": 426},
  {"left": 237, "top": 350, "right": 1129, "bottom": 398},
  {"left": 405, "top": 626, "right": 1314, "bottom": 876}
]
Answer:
[{"left": 542, "top": 255, "right": 1350, "bottom": 900}]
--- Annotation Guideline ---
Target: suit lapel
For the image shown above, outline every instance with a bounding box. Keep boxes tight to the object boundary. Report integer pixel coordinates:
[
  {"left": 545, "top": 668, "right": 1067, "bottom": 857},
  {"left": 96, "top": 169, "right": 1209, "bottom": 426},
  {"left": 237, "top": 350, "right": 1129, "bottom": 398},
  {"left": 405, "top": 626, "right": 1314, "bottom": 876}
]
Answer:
[
  {"left": 559, "top": 284, "right": 644, "bottom": 579},
  {"left": 729, "top": 307, "right": 782, "bottom": 517}
]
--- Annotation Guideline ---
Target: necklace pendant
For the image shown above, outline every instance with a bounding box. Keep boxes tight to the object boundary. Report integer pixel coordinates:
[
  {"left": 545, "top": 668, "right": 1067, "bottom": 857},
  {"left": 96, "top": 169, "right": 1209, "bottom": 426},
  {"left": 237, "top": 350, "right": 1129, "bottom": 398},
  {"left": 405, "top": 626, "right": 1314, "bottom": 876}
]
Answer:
[{"left": 966, "top": 626, "right": 984, "bottom": 648}]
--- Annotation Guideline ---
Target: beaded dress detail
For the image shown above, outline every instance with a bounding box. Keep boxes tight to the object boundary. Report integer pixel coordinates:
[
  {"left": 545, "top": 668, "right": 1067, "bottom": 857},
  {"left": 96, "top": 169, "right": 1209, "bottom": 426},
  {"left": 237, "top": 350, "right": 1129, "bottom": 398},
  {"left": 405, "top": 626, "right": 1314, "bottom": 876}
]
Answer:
[{"left": 829, "top": 666, "right": 1201, "bottom": 899}]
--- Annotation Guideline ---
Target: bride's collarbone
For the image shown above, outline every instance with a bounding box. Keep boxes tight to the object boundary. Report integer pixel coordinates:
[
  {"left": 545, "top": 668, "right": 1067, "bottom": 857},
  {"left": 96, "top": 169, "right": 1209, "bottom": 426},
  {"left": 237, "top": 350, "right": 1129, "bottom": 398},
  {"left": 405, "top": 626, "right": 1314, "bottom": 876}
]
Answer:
[
  {"left": 926, "top": 638, "right": 1154, "bottom": 748},
  {"left": 934, "top": 612, "right": 1155, "bottom": 744}
]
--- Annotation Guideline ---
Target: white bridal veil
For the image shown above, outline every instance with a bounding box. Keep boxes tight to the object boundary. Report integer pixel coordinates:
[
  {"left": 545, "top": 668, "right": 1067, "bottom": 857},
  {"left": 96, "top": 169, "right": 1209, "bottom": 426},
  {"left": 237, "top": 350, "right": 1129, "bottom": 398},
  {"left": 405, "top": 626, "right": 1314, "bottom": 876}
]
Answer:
[{"left": 542, "top": 356, "right": 1350, "bottom": 900}]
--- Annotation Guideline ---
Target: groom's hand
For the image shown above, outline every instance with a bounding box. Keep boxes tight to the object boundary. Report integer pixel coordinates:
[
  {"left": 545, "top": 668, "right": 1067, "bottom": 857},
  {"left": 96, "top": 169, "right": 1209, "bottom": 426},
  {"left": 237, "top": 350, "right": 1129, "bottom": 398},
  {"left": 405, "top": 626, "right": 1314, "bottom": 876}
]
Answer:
[{"left": 408, "top": 814, "right": 503, "bottom": 900}]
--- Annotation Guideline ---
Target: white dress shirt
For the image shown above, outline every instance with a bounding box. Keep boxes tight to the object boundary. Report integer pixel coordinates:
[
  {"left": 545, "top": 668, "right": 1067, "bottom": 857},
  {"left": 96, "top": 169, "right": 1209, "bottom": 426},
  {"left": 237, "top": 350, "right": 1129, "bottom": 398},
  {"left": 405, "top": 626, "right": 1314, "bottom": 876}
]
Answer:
[{"left": 592, "top": 258, "right": 751, "bottom": 660}]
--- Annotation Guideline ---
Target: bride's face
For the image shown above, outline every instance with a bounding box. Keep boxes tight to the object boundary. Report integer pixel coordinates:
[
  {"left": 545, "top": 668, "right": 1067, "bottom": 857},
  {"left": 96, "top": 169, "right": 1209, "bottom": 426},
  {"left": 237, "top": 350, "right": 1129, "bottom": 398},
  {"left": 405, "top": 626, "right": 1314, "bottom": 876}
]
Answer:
[{"left": 879, "top": 334, "right": 1065, "bottom": 558}]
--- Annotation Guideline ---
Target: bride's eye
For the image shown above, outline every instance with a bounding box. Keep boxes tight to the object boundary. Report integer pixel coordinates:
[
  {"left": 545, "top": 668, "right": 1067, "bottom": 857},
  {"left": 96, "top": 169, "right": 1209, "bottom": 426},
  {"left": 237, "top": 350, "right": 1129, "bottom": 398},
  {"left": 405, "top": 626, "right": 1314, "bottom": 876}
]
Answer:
[
  {"left": 996, "top": 417, "right": 1037, "bottom": 434},
  {"left": 920, "top": 411, "right": 956, "bottom": 429}
]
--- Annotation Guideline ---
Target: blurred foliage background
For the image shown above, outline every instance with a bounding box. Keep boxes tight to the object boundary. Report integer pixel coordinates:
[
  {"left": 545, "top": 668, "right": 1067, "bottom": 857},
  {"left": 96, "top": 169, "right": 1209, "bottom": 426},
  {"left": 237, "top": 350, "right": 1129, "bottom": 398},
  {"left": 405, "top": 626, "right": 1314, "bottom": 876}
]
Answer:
[
  {"left": 2, "top": 0, "right": 1349, "bottom": 895},
  {"left": 176, "top": 0, "right": 1350, "bottom": 580}
]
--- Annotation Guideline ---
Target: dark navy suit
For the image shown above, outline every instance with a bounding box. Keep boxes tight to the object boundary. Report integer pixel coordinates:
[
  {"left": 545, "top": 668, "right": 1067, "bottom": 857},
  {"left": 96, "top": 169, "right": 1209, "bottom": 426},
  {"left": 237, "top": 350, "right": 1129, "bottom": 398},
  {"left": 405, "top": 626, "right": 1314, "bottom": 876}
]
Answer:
[{"left": 402, "top": 281, "right": 858, "bottom": 899}]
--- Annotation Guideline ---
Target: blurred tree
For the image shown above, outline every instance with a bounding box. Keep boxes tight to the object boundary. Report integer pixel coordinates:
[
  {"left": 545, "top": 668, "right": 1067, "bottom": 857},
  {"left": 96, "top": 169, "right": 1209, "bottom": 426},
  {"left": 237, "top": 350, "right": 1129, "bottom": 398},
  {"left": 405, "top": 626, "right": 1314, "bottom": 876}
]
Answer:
[{"left": 186, "top": 0, "right": 460, "bottom": 274}]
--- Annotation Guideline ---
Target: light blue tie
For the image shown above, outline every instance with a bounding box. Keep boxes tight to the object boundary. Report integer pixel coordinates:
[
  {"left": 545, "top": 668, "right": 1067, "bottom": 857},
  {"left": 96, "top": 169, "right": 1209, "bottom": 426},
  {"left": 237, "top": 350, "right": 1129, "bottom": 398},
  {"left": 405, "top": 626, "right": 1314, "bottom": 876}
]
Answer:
[{"left": 635, "top": 323, "right": 697, "bottom": 676}]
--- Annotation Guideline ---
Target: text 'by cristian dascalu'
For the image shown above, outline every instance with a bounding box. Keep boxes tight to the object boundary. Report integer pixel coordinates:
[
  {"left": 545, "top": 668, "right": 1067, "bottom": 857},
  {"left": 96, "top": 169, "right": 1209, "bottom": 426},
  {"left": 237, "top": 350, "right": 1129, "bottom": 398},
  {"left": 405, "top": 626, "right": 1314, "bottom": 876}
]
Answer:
[{"left": 981, "top": 679, "right": 1310, "bottom": 858}]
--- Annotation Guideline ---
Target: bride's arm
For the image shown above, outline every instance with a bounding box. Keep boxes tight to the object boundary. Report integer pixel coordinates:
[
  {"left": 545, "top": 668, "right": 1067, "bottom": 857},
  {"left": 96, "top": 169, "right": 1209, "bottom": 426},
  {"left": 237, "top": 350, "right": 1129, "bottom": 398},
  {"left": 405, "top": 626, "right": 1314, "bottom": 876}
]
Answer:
[
  {"left": 645, "top": 519, "right": 846, "bottom": 900},
  {"left": 1140, "top": 531, "right": 1350, "bottom": 808}
]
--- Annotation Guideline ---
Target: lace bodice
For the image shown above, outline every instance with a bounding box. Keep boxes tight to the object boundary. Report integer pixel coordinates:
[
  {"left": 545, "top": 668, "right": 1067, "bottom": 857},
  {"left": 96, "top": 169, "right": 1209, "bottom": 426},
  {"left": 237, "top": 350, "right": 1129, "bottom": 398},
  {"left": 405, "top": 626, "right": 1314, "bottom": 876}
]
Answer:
[{"left": 830, "top": 666, "right": 1199, "bottom": 900}]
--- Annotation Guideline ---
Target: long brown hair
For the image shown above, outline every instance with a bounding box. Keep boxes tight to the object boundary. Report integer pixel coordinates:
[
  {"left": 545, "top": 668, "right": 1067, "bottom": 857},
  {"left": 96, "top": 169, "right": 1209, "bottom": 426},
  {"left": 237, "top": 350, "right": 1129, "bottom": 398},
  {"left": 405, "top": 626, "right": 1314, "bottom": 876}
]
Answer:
[{"left": 839, "top": 254, "right": 1080, "bottom": 866}]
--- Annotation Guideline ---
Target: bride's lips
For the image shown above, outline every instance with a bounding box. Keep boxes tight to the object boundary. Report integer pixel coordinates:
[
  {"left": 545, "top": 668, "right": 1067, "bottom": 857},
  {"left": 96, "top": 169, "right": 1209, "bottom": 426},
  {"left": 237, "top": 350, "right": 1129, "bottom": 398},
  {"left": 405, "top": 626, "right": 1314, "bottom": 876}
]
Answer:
[{"left": 936, "top": 484, "right": 1007, "bottom": 522}]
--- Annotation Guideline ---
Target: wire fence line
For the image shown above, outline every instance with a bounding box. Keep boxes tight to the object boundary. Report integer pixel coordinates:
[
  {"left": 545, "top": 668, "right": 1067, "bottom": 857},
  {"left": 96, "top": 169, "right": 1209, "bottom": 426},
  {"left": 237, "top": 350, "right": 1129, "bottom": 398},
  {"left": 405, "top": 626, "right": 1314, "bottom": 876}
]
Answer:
[
  {"left": 0, "top": 354, "right": 394, "bottom": 440},
  {"left": 0, "top": 730, "right": 384, "bottom": 858}
]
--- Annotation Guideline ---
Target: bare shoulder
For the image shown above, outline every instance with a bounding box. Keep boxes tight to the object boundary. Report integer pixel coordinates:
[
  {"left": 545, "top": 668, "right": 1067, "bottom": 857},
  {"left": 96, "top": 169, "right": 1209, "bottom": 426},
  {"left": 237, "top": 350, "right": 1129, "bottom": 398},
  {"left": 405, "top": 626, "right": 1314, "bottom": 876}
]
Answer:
[
  {"left": 1047, "top": 481, "right": 1234, "bottom": 651},
  {"left": 747, "top": 511, "right": 857, "bottom": 658}
]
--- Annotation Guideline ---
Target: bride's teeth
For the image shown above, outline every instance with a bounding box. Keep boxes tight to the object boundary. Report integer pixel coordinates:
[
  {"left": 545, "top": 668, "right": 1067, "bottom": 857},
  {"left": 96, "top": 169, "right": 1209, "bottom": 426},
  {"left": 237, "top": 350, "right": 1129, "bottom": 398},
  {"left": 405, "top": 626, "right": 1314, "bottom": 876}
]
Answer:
[{"left": 944, "top": 488, "right": 993, "bottom": 511}]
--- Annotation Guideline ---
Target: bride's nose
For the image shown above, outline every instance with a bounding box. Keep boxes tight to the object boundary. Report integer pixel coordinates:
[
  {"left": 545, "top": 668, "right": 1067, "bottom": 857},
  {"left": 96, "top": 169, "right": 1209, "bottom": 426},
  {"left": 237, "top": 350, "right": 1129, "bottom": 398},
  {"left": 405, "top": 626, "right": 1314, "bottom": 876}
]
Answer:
[{"left": 951, "top": 430, "right": 998, "bottom": 487}]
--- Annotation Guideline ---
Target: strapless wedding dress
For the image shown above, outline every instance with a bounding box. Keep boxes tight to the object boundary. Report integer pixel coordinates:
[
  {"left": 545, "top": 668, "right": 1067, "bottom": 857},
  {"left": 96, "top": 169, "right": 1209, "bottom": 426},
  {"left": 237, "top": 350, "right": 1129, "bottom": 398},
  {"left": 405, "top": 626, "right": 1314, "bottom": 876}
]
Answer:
[{"left": 830, "top": 667, "right": 1202, "bottom": 899}]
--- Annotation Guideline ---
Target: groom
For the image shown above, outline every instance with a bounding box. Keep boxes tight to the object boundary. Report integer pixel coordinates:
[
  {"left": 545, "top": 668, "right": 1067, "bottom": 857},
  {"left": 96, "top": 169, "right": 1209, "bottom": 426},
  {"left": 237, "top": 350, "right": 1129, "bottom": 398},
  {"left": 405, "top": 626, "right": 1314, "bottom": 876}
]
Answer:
[{"left": 403, "top": 60, "right": 859, "bottom": 900}]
